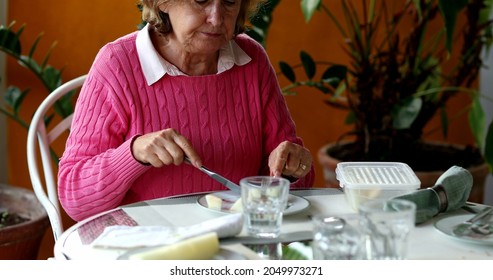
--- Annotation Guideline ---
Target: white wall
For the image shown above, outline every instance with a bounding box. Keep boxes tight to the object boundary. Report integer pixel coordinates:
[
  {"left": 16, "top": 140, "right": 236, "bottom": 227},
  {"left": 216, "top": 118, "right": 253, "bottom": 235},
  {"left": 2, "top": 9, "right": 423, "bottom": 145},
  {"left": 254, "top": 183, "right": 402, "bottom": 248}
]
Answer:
[
  {"left": 480, "top": 7, "right": 493, "bottom": 206},
  {"left": 0, "top": 0, "right": 7, "bottom": 184}
]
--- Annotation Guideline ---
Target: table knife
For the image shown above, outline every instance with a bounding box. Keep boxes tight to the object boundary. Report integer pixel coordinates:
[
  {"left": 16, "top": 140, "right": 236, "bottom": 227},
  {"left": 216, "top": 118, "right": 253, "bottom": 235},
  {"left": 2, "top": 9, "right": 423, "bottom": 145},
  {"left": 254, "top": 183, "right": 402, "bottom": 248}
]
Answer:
[
  {"left": 184, "top": 157, "right": 241, "bottom": 194},
  {"left": 220, "top": 231, "right": 313, "bottom": 245}
]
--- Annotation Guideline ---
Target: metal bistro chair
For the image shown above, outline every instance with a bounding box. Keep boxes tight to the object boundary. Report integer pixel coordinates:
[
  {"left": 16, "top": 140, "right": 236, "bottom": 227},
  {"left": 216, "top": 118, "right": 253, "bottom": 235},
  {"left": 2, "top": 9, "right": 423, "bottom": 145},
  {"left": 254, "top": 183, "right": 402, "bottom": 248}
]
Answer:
[{"left": 27, "top": 75, "right": 87, "bottom": 241}]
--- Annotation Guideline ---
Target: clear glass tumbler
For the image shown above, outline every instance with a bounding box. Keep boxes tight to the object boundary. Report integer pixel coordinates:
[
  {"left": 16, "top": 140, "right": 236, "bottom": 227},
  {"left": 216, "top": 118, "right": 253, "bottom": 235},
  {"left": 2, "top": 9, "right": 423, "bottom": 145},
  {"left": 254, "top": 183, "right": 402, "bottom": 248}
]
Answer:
[
  {"left": 240, "top": 176, "right": 290, "bottom": 238},
  {"left": 358, "top": 199, "right": 416, "bottom": 260},
  {"left": 312, "top": 214, "right": 366, "bottom": 260}
]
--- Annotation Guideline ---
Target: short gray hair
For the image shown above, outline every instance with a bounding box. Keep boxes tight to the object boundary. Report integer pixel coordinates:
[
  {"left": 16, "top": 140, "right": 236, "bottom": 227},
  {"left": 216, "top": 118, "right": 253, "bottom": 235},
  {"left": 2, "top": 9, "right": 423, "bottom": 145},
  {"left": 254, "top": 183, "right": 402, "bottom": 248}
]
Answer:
[{"left": 140, "top": 0, "right": 268, "bottom": 35}]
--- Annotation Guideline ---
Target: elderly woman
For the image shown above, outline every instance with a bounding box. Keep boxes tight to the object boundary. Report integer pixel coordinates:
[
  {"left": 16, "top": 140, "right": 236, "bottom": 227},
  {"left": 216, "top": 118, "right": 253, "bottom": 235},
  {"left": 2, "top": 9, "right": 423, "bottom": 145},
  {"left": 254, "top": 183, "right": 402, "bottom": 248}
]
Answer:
[{"left": 58, "top": 0, "right": 315, "bottom": 221}]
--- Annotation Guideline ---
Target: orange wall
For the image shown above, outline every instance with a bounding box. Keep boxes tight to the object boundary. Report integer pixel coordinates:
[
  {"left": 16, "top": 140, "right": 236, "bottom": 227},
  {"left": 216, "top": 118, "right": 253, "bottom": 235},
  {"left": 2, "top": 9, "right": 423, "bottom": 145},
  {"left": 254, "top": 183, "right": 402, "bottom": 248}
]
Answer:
[
  {"left": 6, "top": 1, "right": 140, "bottom": 187},
  {"left": 5, "top": 0, "right": 141, "bottom": 259},
  {"left": 5, "top": 0, "right": 475, "bottom": 259}
]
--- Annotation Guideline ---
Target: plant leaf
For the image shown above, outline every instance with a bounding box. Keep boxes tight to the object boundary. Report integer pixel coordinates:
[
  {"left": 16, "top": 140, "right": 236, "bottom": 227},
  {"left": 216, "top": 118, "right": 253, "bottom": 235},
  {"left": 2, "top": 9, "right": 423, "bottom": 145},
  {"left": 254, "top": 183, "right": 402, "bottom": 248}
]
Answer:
[
  {"left": 392, "top": 97, "right": 423, "bottom": 129},
  {"left": 43, "top": 113, "right": 55, "bottom": 128},
  {"left": 345, "top": 110, "right": 356, "bottom": 125},
  {"left": 244, "top": 29, "right": 264, "bottom": 45},
  {"left": 41, "top": 66, "right": 62, "bottom": 92},
  {"left": 245, "top": 0, "right": 281, "bottom": 47},
  {"left": 438, "top": 0, "right": 468, "bottom": 52},
  {"left": 282, "top": 244, "right": 309, "bottom": 260},
  {"left": 321, "top": 77, "right": 341, "bottom": 89},
  {"left": 300, "top": 51, "right": 316, "bottom": 80},
  {"left": 4, "top": 86, "right": 29, "bottom": 115},
  {"left": 479, "top": 0, "right": 493, "bottom": 54},
  {"left": 250, "top": 17, "right": 269, "bottom": 29},
  {"left": 19, "top": 54, "right": 42, "bottom": 73},
  {"left": 28, "top": 32, "right": 43, "bottom": 59},
  {"left": 479, "top": 0, "right": 493, "bottom": 24},
  {"left": 468, "top": 95, "right": 485, "bottom": 153},
  {"left": 440, "top": 106, "right": 449, "bottom": 139},
  {"left": 0, "top": 27, "right": 22, "bottom": 56},
  {"left": 54, "top": 89, "right": 76, "bottom": 118},
  {"left": 412, "top": 0, "right": 423, "bottom": 20},
  {"left": 279, "top": 61, "right": 296, "bottom": 83},
  {"left": 301, "top": 0, "right": 322, "bottom": 22},
  {"left": 314, "top": 83, "right": 332, "bottom": 94},
  {"left": 321, "top": 64, "right": 347, "bottom": 87},
  {"left": 40, "top": 41, "right": 57, "bottom": 70},
  {"left": 484, "top": 121, "right": 493, "bottom": 173}
]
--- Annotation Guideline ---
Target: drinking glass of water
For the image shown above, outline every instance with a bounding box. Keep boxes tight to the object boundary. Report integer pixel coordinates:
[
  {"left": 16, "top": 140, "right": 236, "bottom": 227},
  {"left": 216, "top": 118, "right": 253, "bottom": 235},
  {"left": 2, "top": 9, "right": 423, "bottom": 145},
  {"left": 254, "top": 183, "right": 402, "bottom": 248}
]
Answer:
[{"left": 240, "top": 176, "right": 290, "bottom": 238}]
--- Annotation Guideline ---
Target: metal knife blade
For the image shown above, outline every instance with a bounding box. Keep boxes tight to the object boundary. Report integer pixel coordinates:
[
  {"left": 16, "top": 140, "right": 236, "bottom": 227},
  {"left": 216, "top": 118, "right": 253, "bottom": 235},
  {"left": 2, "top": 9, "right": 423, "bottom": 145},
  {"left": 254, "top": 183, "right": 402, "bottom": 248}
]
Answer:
[
  {"left": 184, "top": 157, "right": 241, "bottom": 194},
  {"left": 220, "top": 231, "right": 313, "bottom": 245}
]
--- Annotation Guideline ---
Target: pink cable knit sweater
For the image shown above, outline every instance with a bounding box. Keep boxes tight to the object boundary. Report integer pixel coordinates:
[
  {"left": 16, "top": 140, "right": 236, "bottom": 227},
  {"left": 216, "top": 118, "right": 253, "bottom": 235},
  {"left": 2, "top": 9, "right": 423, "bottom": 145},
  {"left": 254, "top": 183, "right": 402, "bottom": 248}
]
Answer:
[{"left": 58, "top": 33, "right": 314, "bottom": 221}]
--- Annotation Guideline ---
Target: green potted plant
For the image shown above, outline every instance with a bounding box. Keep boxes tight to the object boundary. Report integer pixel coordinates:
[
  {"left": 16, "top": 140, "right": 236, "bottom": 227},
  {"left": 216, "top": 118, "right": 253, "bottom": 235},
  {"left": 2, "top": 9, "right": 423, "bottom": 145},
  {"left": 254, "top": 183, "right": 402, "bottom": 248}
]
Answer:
[
  {"left": 278, "top": 0, "right": 493, "bottom": 202},
  {"left": 0, "top": 22, "right": 73, "bottom": 132},
  {"left": 0, "top": 22, "right": 71, "bottom": 259}
]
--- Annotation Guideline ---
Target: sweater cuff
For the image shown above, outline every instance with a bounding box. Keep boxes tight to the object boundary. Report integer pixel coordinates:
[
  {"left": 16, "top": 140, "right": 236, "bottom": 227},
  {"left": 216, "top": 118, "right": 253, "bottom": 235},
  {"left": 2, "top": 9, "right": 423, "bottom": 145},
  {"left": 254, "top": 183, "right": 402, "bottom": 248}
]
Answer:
[
  {"left": 129, "top": 134, "right": 151, "bottom": 166},
  {"left": 114, "top": 136, "right": 152, "bottom": 173}
]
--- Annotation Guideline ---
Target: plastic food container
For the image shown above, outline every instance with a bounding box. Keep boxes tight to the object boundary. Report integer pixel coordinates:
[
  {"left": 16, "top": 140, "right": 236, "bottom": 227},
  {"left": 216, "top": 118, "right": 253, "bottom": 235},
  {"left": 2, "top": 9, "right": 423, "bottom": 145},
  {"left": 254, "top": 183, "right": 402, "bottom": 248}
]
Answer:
[{"left": 336, "top": 162, "right": 421, "bottom": 210}]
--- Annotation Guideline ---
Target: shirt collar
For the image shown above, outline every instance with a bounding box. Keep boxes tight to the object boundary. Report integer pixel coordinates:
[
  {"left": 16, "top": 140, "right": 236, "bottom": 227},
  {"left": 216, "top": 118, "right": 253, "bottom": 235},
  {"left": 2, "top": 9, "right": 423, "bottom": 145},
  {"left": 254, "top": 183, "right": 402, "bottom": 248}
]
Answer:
[{"left": 136, "top": 24, "right": 252, "bottom": 85}]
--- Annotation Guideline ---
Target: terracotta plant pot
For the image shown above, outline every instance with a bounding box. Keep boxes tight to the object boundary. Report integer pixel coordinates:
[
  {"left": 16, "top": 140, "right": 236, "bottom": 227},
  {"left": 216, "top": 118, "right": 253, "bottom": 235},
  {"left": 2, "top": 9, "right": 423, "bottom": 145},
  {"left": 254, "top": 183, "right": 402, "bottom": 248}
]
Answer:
[
  {"left": 0, "top": 184, "right": 50, "bottom": 260},
  {"left": 318, "top": 142, "right": 490, "bottom": 204}
]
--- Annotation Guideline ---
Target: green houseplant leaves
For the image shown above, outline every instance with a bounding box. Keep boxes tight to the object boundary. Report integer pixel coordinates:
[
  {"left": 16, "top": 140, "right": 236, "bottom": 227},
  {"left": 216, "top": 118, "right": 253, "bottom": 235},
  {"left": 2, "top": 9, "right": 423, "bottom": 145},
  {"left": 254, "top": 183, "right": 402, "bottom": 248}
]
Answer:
[
  {"left": 279, "top": 0, "right": 493, "bottom": 173},
  {"left": 1, "top": 22, "right": 74, "bottom": 130},
  {"left": 1, "top": 22, "right": 77, "bottom": 164}
]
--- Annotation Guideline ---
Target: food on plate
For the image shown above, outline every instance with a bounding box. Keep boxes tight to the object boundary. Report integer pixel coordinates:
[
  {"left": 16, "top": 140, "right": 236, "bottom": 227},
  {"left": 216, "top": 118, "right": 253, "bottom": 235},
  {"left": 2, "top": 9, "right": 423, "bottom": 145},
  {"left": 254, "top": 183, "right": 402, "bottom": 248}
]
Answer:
[
  {"left": 266, "top": 186, "right": 281, "bottom": 197},
  {"left": 205, "top": 194, "right": 222, "bottom": 210},
  {"left": 128, "top": 232, "right": 219, "bottom": 260},
  {"left": 229, "top": 199, "right": 243, "bottom": 213},
  {"left": 247, "top": 187, "right": 262, "bottom": 201},
  {"left": 205, "top": 193, "right": 243, "bottom": 213}
]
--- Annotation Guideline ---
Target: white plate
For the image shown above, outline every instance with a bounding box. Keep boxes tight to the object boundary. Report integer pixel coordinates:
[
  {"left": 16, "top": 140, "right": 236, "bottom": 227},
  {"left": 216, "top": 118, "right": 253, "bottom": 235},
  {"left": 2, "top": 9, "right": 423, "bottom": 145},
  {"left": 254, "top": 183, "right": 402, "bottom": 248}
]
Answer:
[
  {"left": 434, "top": 214, "right": 493, "bottom": 246},
  {"left": 197, "top": 191, "right": 310, "bottom": 216}
]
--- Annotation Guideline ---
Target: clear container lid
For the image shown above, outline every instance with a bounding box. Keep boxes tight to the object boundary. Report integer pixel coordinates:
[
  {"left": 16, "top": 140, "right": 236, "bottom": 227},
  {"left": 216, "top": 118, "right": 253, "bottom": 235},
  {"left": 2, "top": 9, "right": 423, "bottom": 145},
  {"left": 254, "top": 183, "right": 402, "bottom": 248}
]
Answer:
[{"left": 336, "top": 162, "right": 421, "bottom": 190}]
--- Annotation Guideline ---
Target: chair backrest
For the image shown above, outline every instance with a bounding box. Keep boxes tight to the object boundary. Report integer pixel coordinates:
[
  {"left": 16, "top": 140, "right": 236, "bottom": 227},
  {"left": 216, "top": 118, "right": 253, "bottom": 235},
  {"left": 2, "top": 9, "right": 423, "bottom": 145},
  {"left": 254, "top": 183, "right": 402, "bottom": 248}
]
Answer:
[{"left": 27, "top": 75, "right": 87, "bottom": 241}]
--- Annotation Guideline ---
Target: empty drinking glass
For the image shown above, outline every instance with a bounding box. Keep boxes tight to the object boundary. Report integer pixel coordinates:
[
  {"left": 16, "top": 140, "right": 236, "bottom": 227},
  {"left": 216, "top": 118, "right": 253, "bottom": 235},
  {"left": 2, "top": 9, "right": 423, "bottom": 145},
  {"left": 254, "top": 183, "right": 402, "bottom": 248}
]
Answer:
[
  {"left": 312, "top": 214, "right": 366, "bottom": 260},
  {"left": 358, "top": 199, "right": 416, "bottom": 260}
]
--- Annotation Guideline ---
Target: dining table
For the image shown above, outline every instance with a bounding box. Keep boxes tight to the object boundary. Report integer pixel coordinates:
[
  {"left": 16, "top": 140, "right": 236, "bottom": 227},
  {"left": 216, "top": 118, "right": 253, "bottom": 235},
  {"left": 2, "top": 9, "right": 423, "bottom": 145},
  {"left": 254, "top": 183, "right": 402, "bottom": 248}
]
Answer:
[{"left": 54, "top": 188, "right": 493, "bottom": 260}]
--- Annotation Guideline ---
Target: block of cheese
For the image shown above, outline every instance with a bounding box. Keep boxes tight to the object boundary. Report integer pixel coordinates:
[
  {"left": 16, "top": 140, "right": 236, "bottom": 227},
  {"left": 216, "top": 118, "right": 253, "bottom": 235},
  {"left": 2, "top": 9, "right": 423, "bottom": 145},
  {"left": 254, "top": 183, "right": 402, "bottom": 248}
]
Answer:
[
  {"left": 229, "top": 199, "right": 243, "bottom": 213},
  {"left": 247, "top": 187, "right": 262, "bottom": 201},
  {"left": 128, "top": 232, "right": 220, "bottom": 260},
  {"left": 205, "top": 194, "right": 222, "bottom": 210},
  {"left": 265, "top": 186, "right": 281, "bottom": 197}
]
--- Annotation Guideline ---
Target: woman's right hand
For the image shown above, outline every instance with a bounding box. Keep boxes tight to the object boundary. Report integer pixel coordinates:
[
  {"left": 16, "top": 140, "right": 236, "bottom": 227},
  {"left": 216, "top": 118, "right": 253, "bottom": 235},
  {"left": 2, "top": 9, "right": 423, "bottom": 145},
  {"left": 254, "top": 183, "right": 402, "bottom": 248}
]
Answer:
[{"left": 131, "top": 128, "right": 202, "bottom": 168}]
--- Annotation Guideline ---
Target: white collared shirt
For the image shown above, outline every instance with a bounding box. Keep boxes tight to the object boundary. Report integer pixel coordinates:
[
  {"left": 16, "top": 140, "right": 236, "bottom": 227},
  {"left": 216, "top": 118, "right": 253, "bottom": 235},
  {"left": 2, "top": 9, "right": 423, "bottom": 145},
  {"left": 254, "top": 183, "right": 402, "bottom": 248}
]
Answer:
[{"left": 136, "top": 24, "right": 252, "bottom": 86}]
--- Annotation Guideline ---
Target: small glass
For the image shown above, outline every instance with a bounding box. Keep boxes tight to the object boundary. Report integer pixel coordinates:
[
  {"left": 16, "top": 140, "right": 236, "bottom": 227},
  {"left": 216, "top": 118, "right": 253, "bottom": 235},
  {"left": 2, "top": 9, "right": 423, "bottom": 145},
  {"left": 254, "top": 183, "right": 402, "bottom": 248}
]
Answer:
[
  {"left": 312, "top": 214, "right": 366, "bottom": 260},
  {"left": 240, "top": 176, "right": 290, "bottom": 238},
  {"left": 358, "top": 199, "right": 416, "bottom": 260}
]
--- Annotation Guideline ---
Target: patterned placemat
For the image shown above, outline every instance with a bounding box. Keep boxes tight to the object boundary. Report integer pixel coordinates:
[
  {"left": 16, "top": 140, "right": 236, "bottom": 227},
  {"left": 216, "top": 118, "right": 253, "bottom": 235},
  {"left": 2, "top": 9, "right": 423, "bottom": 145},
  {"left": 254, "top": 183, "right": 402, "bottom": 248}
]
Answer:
[{"left": 77, "top": 209, "right": 138, "bottom": 244}]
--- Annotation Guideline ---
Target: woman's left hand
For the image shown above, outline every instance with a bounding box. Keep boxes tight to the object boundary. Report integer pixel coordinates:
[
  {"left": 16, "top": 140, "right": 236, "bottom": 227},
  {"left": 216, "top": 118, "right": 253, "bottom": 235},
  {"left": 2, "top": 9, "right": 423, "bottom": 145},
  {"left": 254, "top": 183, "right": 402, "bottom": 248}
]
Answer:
[{"left": 268, "top": 141, "right": 312, "bottom": 179}]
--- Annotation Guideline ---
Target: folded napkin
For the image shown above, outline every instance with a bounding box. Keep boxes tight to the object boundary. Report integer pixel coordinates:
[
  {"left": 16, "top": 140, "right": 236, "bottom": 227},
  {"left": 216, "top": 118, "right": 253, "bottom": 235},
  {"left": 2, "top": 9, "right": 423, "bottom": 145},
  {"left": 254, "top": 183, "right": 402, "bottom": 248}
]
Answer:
[
  {"left": 91, "top": 213, "right": 243, "bottom": 249},
  {"left": 394, "top": 165, "right": 473, "bottom": 224}
]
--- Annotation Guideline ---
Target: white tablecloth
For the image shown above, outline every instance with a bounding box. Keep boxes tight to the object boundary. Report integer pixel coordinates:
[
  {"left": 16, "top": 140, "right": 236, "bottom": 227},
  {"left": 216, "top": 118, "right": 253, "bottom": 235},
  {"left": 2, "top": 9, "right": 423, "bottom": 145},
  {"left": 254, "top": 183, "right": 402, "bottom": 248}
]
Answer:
[{"left": 55, "top": 190, "right": 493, "bottom": 260}]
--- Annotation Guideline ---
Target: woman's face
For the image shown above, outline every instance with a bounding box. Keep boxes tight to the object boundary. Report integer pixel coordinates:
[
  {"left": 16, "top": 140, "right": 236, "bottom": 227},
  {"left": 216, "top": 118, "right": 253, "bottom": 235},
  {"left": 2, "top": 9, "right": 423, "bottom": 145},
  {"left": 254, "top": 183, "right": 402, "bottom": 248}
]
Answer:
[{"left": 161, "top": 0, "right": 242, "bottom": 55}]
